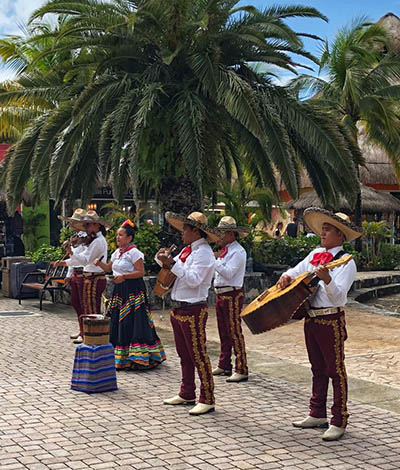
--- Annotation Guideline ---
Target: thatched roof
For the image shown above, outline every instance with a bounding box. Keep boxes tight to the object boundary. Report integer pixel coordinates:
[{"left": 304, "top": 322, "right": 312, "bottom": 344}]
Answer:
[
  {"left": 278, "top": 130, "right": 398, "bottom": 193},
  {"left": 378, "top": 13, "right": 400, "bottom": 53},
  {"left": 358, "top": 132, "right": 398, "bottom": 185},
  {"left": 287, "top": 185, "right": 400, "bottom": 213}
]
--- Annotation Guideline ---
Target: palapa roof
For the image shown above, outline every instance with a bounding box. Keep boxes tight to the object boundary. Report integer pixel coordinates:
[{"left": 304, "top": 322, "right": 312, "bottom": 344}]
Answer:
[
  {"left": 358, "top": 132, "right": 399, "bottom": 185},
  {"left": 378, "top": 13, "right": 400, "bottom": 53},
  {"left": 287, "top": 185, "right": 400, "bottom": 213}
]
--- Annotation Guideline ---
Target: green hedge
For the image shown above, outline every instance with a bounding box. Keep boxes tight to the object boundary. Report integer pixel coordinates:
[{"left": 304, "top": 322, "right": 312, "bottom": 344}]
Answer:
[
  {"left": 26, "top": 244, "right": 64, "bottom": 263},
  {"left": 358, "top": 243, "right": 400, "bottom": 270},
  {"left": 252, "top": 235, "right": 321, "bottom": 267},
  {"left": 252, "top": 235, "right": 360, "bottom": 268}
]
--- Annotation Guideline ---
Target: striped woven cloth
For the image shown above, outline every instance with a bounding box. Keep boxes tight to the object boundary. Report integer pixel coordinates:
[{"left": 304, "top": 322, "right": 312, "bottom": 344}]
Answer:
[{"left": 71, "top": 343, "right": 118, "bottom": 393}]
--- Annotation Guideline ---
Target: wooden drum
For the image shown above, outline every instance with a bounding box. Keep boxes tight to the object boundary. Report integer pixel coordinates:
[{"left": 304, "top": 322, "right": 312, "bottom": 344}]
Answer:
[{"left": 83, "top": 315, "right": 110, "bottom": 345}]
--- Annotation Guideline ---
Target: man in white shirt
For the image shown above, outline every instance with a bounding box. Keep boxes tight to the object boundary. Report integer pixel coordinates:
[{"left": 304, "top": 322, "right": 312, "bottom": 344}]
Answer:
[
  {"left": 213, "top": 216, "right": 250, "bottom": 383},
  {"left": 158, "top": 212, "right": 220, "bottom": 416},
  {"left": 58, "top": 209, "right": 88, "bottom": 343},
  {"left": 277, "top": 208, "right": 362, "bottom": 442},
  {"left": 59, "top": 211, "right": 110, "bottom": 344}
]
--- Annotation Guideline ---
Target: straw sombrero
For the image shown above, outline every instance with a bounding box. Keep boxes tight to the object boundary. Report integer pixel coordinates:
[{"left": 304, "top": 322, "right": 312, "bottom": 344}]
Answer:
[
  {"left": 58, "top": 208, "right": 88, "bottom": 231},
  {"left": 80, "top": 210, "right": 112, "bottom": 229},
  {"left": 216, "top": 216, "right": 251, "bottom": 239},
  {"left": 304, "top": 207, "right": 362, "bottom": 242},
  {"left": 165, "top": 211, "right": 220, "bottom": 243}
]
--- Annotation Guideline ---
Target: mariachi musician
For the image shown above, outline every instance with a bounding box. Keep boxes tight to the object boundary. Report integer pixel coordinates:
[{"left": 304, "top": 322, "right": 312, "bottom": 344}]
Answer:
[
  {"left": 213, "top": 216, "right": 250, "bottom": 383},
  {"left": 277, "top": 208, "right": 362, "bottom": 442},
  {"left": 59, "top": 211, "right": 110, "bottom": 344},
  {"left": 58, "top": 209, "right": 89, "bottom": 344},
  {"left": 157, "top": 211, "right": 219, "bottom": 416}
]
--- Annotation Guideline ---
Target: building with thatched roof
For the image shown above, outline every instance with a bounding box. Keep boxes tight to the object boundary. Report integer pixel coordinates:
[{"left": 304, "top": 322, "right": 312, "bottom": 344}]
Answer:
[{"left": 288, "top": 185, "right": 400, "bottom": 214}]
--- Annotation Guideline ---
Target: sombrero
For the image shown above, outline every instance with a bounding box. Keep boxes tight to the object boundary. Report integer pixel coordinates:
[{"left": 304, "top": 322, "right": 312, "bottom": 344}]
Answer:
[
  {"left": 304, "top": 207, "right": 362, "bottom": 242},
  {"left": 216, "top": 216, "right": 251, "bottom": 239},
  {"left": 165, "top": 211, "right": 220, "bottom": 243},
  {"left": 58, "top": 208, "right": 88, "bottom": 231},
  {"left": 80, "top": 210, "right": 113, "bottom": 229}
]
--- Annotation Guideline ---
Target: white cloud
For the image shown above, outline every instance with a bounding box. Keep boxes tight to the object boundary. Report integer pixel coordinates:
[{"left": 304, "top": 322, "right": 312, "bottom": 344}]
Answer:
[
  {"left": 0, "top": 67, "right": 16, "bottom": 82},
  {"left": 0, "top": 0, "right": 46, "bottom": 36}
]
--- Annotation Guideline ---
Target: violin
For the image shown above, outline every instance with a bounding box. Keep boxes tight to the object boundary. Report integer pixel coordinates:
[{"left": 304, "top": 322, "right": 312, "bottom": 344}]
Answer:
[{"left": 62, "top": 232, "right": 97, "bottom": 251}]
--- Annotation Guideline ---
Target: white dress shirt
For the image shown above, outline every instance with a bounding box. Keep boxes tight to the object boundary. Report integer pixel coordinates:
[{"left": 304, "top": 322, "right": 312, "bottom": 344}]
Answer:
[
  {"left": 214, "top": 240, "right": 247, "bottom": 288},
  {"left": 65, "top": 232, "right": 108, "bottom": 273},
  {"left": 111, "top": 247, "right": 144, "bottom": 276},
  {"left": 66, "top": 244, "right": 85, "bottom": 278},
  {"left": 282, "top": 246, "right": 357, "bottom": 308},
  {"left": 170, "top": 238, "right": 215, "bottom": 303}
]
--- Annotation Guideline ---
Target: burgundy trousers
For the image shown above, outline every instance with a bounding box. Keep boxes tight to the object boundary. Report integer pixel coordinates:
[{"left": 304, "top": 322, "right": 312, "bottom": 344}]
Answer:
[
  {"left": 70, "top": 273, "right": 84, "bottom": 336},
  {"left": 304, "top": 311, "right": 349, "bottom": 428},
  {"left": 170, "top": 305, "right": 215, "bottom": 405},
  {"left": 215, "top": 290, "right": 248, "bottom": 375}
]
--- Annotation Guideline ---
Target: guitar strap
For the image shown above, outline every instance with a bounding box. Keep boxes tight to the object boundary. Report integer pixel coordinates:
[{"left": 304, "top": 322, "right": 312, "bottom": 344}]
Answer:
[
  {"left": 301, "top": 249, "right": 347, "bottom": 317},
  {"left": 308, "top": 249, "right": 346, "bottom": 288}
]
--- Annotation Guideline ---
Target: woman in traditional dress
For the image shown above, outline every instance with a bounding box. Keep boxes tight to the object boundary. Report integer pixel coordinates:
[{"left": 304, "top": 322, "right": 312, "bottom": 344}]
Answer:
[{"left": 95, "top": 220, "right": 166, "bottom": 370}]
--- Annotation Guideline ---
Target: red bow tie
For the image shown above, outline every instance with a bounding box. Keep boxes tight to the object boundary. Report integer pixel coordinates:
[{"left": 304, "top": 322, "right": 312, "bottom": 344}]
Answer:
[
  {"left": 179, "top": 246, "right": 192, "bottom": 263},
  {"left": 310, "top": 251, "right": 334, "bottom": 266},
  {"left": 219, "top": 246, "right": 228, "bottom": 258}
]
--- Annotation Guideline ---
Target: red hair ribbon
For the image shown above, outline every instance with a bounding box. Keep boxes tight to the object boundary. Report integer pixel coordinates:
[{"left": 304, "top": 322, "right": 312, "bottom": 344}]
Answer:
[{"left": 122, "top": 219, "right": 135, "bottom": 228}]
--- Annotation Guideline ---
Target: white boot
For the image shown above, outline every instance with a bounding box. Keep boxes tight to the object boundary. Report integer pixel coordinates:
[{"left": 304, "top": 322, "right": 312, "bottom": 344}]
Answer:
[
  {"left": 189, "top": 403, "right": 215, "bottom": 415},
  {"left": 163, "top": 395, "right": 195, "bottom": 405},
  {"left": 73, "top": 335, "right": 83, "bottom": 344},
  {"left": 322, "top": 425, "right": 345, "bottom": 441},
  {"left": 226, "top": 372, "right": 248, "bottom": 383},
  {"left": 292, "top": 416, "right": 328, "bottom": 428},
  {"left": 212, "top": 367, "right": 231, "bottom": 376}
]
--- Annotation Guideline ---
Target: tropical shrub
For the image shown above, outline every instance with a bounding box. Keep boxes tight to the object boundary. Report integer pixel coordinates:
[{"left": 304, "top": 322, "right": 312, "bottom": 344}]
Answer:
[
  {"left": 252, "top": 235, "right": 321, "bottom": 267},
  {"left": 26, "top": 244, "right": 64, "bottom": 262},
  {"left": 135, "top": 223, "right": 161, "bottom": 274},
  {"left": 252, "top": 236, "right": 360, "bottom": 268},
  {"left": 59, "top": 226, "right": 75, "bottom": 244}
]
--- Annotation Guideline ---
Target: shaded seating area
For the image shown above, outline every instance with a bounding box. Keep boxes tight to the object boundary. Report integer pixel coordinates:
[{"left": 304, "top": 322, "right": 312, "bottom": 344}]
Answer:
[{"left": 18, "top": 261, "right": 70, "bottom": 310}]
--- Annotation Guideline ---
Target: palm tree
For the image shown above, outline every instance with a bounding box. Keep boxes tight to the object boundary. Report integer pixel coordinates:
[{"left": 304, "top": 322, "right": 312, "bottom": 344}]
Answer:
[
  {"left": 1, "top": 0, "right": 360, "bottom": 217},
  {"left": 291, "top": 18, "right": 400, "bottom": 240}
]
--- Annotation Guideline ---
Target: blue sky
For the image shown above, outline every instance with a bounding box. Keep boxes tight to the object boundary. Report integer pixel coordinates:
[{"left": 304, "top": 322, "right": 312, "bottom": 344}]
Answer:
[{"left": 1, "top": 0, "right": 400, "bottom": 80}]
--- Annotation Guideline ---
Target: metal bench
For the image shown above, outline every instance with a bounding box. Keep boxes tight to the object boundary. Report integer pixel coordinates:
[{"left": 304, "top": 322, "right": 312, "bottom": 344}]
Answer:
[{"left": 18, "top": 261, "right": 70, "bottom": 310}]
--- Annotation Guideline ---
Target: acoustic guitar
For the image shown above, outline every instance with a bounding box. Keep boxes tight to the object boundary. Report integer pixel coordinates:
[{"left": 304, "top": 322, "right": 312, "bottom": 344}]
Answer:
[
  {"left": 241, "top": 255, "right": 353, "bottom": 335},
  {"left": 153, "top": 244, "right": 177, "bottom": 297}
]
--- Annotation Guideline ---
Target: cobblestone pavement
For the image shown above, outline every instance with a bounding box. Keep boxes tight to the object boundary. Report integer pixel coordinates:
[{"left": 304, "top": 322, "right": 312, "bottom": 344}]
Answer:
[{"left": 1, "top": 296, "right": 400, "bottom": 469}]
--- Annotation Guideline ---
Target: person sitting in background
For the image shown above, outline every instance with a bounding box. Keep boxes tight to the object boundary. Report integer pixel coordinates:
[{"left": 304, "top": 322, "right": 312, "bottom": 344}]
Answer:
[
  {"left": 274, "top": 221, "right": 284, "bottom": 239},
  {"left": 285, "top": 217, "right": 298, "bottom": 238},
  {"left": 95, "top": 220, "right": 166, "bottom": 370}
]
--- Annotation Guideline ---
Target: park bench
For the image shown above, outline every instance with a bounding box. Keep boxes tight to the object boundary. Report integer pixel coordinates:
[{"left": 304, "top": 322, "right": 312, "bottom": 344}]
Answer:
[{"left": 18, "top": 261, "right": 70, "bottom": 310}]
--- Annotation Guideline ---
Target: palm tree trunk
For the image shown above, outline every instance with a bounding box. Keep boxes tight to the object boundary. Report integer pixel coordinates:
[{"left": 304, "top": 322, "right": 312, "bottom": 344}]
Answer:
[{"left": 158, "top": 176, "right": 202, "bottom": 249}]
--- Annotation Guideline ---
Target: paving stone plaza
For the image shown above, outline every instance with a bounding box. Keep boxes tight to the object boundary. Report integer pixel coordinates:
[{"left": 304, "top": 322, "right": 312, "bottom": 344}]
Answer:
[{"left": 1, "top": 294, "right": 400, "bottom": 470}]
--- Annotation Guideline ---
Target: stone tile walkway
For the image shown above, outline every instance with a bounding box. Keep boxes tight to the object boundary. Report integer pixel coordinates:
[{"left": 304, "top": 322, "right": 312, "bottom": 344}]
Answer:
[{"left": 1, "top": 295, "right": 400, "bottom": 469}]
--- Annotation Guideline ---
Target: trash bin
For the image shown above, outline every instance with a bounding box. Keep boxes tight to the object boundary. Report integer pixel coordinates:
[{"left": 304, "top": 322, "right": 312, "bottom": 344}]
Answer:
[
  {"left": 1, "top": 256, "right": 29, "bottom": 297},
  {"left": 10, "top": 262, "right": 39, "bottom": 299}
]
